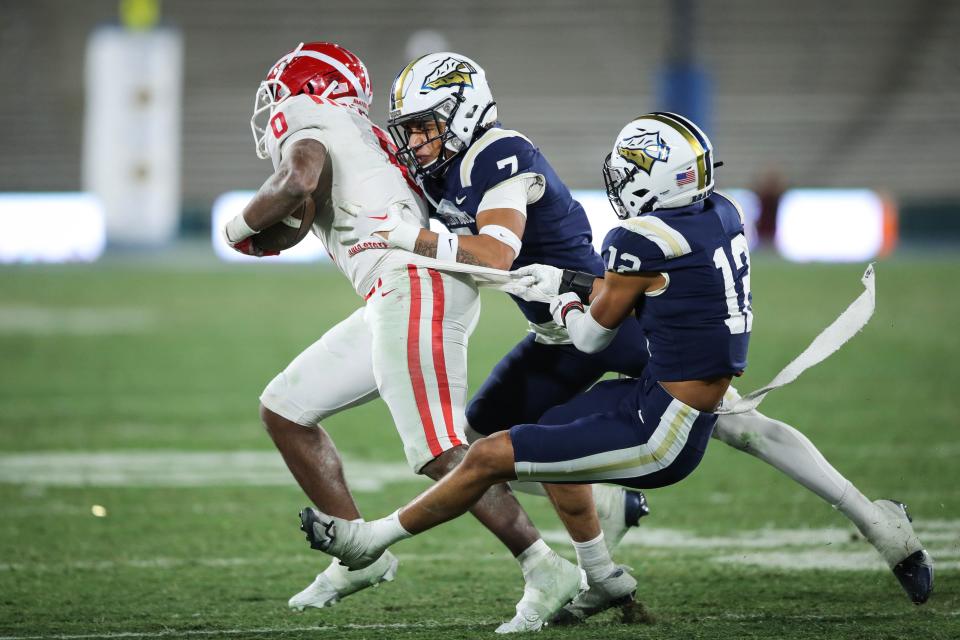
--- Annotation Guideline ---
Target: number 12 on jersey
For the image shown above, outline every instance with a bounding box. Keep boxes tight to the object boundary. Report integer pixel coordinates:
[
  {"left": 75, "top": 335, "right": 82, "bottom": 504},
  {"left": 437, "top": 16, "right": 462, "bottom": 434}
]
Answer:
[{"left": 713, "top": 234, "right": 753, "bottom": 334}]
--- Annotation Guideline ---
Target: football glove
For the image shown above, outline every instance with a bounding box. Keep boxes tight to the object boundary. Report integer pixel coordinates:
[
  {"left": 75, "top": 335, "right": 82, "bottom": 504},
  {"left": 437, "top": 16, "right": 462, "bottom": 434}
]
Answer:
[
  {"left": 334, "top": 200, "right": 421, "bottom": 251},
  {"left": 550, "top": 291, "right": 585, "bottom": 327},
  {"left": 221, "top": 214, "right": 279, "bottom": 258},
  {"left": 499, "top": 264, "right": 563, "bottom": 303}
]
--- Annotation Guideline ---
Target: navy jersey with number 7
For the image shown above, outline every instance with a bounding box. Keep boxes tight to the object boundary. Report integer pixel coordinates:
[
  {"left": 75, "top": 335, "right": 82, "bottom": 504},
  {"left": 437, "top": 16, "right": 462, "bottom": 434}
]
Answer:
[{"left": 601, "top": 192, "right": 752, "bottom": 382}]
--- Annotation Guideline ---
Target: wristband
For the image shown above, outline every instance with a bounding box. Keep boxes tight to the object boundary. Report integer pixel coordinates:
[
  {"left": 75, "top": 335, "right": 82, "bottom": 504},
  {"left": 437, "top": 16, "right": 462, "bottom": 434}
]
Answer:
[
  {"left": 224, "top": 214, "right": 257, "bottom": 244},
  {"left": 435, "top": 232, "right": 459, "bottom": 262},
  {"left": 550, "top": 291, "right": 585, "bottom": 327}
]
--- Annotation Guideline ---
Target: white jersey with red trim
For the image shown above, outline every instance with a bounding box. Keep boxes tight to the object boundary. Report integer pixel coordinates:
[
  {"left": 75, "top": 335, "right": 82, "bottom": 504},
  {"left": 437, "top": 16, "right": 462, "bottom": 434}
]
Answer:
[{"left": 264, "top": 94, "right": 430, "bottom": 296}]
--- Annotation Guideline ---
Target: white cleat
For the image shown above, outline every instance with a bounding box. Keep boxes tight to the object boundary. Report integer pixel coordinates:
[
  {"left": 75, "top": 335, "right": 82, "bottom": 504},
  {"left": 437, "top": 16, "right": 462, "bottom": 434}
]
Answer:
[
  {"left": 288, "top": 552, "right": 399, "bottom": 611},
  {"left": 299, "top": 507, "right": 385, "bottom": 570},
  {"left": 593, "top": 485, "right": 650, "bottom": 552},
  {"left": 550, "top": 564, "right": 638, "bottom": 625},
  {"left": 495, "top": 553, "right": 582, "bottom": 633},
  {"left": 860, "top": 499, "right": 933, "bottom": 604}
]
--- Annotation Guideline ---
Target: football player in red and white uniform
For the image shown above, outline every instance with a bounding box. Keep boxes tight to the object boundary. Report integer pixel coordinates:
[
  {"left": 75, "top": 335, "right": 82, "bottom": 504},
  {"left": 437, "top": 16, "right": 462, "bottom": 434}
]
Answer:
[{"left": 221, "top": 42, "right": 581, "bottom": 630}]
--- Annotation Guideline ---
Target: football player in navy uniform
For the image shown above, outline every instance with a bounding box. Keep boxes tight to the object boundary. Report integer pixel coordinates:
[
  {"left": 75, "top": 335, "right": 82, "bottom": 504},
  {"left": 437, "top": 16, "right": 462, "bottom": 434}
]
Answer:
[
  {"left": 330, "top": 53, "right": 932, "bottom": 614},
  {"left": 299, "top": 113, "right": 759, "bottom": 619}
]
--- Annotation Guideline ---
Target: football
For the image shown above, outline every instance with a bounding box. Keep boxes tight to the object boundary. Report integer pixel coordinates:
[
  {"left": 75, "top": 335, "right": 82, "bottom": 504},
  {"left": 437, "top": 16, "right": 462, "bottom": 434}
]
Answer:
[{"left": 251, "top": 196, "right": 317, "bottom": 254}]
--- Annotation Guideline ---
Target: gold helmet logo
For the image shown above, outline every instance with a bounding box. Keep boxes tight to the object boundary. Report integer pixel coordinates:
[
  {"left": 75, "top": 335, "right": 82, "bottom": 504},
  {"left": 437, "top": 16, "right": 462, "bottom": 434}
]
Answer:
[
  {"left": 422, "top": 57, "right": 476, "bottom": 91},
  {"left": 617, "top": 131, "right": 670, "bottom": 175}
]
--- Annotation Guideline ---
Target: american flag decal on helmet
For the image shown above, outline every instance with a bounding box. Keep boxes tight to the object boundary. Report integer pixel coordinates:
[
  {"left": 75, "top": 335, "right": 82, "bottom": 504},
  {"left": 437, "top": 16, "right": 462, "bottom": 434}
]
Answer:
[{"left": 675, "top": 168, "right": 696, "bottom": 186}]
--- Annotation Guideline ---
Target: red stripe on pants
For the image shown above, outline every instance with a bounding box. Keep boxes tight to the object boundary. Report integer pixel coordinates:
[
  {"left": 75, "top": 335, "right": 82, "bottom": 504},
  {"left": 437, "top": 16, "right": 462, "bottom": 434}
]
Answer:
[
  {"left": 406, "top": 265, "right": 443, "bottom": 457},
  {"left": 428, "top": 269, "right": 461, "bottom": 447}
]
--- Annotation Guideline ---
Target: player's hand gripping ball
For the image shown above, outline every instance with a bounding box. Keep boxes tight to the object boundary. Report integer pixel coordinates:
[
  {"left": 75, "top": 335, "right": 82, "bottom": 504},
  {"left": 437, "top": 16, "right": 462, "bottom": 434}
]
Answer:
[{"left": 250, "top": 196, "right": 318, "bottom": 255}]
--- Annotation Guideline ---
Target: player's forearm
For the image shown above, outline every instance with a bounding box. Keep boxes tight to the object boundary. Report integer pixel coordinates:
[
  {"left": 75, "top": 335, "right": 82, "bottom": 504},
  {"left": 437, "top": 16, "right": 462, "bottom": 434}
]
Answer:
[
  {"left": 588, "top": 277, "right": 605, "bottom": 303},
  {"left": 241, "top": 177, "right": 311, "bottom": 231},
  {"left": 411, "top": 230, "right": 505, "bottom": 268},
  {"left": 243, "top": 140, "right": 326, "bottom": 230}
]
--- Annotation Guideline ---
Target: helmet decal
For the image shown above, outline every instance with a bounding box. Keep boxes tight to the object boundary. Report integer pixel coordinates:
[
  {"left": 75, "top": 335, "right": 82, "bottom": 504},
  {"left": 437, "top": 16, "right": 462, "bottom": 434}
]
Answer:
[
  {"left": 646, "top": 113, "right": 708, "bottom": 190},
  {"left": 387, "top": 52, "right": 496, "bottom": 179},
  {"left": 616, "top": 131, "right": 671, "bottom": 175},
  {"left": 421, "top": 57, "right": 476, "bottom": 92},
  {"left": 604, "top": 112, "right": 717, "bottom": 218}
]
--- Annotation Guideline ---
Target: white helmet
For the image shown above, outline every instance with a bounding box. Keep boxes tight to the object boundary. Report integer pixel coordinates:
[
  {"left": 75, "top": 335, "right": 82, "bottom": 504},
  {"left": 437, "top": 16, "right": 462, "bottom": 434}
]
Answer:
[
  {"left": 602, "top": 112, "right": 717, "bottom": 219},
  {"left": 387, "top": 52, "right": 498, "bottom": 177}
]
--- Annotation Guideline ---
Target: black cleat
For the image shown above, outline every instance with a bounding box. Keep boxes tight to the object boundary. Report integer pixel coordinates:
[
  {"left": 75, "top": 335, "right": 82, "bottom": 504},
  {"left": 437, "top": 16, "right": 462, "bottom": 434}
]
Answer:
[
  {"left": 893, "top": 549, "right": 934, "bottom": 605},
  {"left": 866, "top": 499, "right": 934, "bottom": 605},
  {"left": 299, "top": 507, "right": 331, "bottom": 551},
  {"left": 624, "top": 490, "right": 650, "bottom": 527}
]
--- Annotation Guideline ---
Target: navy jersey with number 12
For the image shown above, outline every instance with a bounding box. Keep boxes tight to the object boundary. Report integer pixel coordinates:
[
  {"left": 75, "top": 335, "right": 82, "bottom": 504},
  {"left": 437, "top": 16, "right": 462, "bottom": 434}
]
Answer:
[{"left": 601, "top": 192, "right": 753, "bottom": 382}]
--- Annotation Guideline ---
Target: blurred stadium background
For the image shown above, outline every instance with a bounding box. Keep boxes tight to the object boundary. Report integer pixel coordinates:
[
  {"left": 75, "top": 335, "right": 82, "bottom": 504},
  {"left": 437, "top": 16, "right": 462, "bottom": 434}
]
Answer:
[{"left": 1, "top": 1, "right": 958, "bottom": 638}]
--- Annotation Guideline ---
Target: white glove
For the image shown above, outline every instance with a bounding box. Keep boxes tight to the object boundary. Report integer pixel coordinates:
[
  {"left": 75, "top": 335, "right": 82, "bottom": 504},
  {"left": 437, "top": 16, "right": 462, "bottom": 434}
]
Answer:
[
  {"left": 334, "top": 200, "right": 420, "bottom": 251},
  {"left": 549, "top": 291, "right": 585, "bottom": 327},
  {"left": 499, "top": 264, "right": 563, "bottom": 303}
]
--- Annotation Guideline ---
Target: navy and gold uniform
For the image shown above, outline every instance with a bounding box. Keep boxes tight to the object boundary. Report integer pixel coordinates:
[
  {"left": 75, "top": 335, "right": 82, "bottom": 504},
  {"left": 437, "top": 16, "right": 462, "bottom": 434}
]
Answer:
[
  {"left": 509, "top": 193, "right": 752, "bottom": 488},
  {"left": 421, "top": 127, "right": 652, "bottom": 434},
  {"left": 424, "top": 127, "right": 602, "bottom": 324},
  {"left": 603, "top": 193, "right": 751, "bottom": 381}
]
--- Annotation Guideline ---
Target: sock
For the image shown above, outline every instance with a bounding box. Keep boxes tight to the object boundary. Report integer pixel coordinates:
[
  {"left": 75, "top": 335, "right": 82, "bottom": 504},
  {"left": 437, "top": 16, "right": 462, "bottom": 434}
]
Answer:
[
  {"left": 835, "top": 484, "right": 882, "bottom": 535},
  {"left": 368, "top": 510, "right": 412, "bottom": 548},
  {"left": 573, "top": 532, "right": 616, "bottom": 584},
  {"left": 715, "top": 412, "right": 885, "bottom": 533},
  {"left": 516, "top": 538, "right": 552, "bottom": 578}
]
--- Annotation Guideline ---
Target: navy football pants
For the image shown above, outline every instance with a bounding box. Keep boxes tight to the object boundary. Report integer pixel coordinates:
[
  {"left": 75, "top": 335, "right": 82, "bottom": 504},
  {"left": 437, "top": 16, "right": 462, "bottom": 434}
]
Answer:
[
  {"left": 509, "top": 373, "right": 717, "bottom": 489},
  {"left": 466, "top": 315, "right": 649, "bottom": 436}
]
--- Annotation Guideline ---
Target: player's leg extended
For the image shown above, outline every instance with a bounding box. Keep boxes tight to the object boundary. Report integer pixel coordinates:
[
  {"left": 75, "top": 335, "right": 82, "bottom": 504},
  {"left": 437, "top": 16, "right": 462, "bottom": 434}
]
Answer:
[
  {"left": 260, "top": 308, "right": 378, "bottom": 517},
  {"left": 259, "top": 307, "right": 396, "bottom": 610},
  {"left": 466, "top": 320, "right": 650, "bottom": 548},
  {"left": 713, "top": 392, "right": 933, "bottom": 604},
  {"left": 510, "top": 374, "right": 720, "bottom": 624},
  {"left": 313, "top": 266, "right": 581, "bottom": 631},
  {"left": 261, "top": 407, "right": 362, "bottom": 520},
  {"left": 420, "top": 445, "right": 539, "bottom": 556}
]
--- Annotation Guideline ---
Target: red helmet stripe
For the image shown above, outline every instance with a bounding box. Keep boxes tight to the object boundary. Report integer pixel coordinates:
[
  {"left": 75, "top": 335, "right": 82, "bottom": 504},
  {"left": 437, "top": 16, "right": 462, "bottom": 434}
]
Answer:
[{"left": 294, "top": 50, "right": 370, "bottom": 103}]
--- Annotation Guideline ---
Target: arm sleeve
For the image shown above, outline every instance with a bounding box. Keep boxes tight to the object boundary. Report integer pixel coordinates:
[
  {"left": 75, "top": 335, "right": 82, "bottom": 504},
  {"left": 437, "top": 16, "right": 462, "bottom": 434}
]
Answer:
[
  {"left": 476, "top": 174, "right": 545, "bottom": 215},
  {"left": 564, "top": 305, "right": 619, "bottom": 354}
]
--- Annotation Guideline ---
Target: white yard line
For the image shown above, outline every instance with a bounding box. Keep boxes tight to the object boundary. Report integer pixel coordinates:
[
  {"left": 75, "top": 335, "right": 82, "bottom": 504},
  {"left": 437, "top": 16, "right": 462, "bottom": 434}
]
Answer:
[
  {"left": 0, "top": 553, "right": 511, "bottom": 573},
  {"left": 0, "top": 620, "right": 498, "bottom": 640},
  {"left": 0, "top": 451, "right": 426, "bottom": 492},
  {"left": 1, "top": 612, "right": 958, "bottom": 640},
  {"left": 0, "top": 307, "right": 156, "bottom": 335}
]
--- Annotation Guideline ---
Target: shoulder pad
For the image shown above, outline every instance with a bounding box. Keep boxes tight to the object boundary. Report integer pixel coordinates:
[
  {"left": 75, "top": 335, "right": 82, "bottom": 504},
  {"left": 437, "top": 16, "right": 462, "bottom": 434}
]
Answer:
[
  {"left": 266, "top": 95, "right": 347, "bottom": 165},
  {"left": 620, "top": 215, "right": 693, "bottom": 259},
  {"left": 272, "top": 95, "right": 355, "bottom": 143},
  {"left": 459, "top": 129, "right": 538, "bottom": 191},
  {"left": 601, "top": 216, "right": 692, "bottom": 273},
  {"left": 711, "top": 191, "right": 747, "bottom": 236}
]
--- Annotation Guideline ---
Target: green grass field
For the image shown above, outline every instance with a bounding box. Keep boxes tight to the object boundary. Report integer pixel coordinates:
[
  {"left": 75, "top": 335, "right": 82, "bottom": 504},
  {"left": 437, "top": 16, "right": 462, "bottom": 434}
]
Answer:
[{"left": 1, "top": 253, "right": 958, "bottom": 639}]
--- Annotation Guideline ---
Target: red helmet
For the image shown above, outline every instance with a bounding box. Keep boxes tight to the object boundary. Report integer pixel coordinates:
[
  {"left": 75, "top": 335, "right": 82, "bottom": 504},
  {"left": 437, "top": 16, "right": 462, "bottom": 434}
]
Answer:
[{"left": 251, "top": 42, "right": 372, "bottom": 158}]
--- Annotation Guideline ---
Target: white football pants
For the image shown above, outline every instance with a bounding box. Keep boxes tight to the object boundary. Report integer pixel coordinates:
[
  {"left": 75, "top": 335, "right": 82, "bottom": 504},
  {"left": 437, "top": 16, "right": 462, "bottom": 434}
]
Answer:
[{"left": 260, "top": 265, "right": 480, "bottom": 472}]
